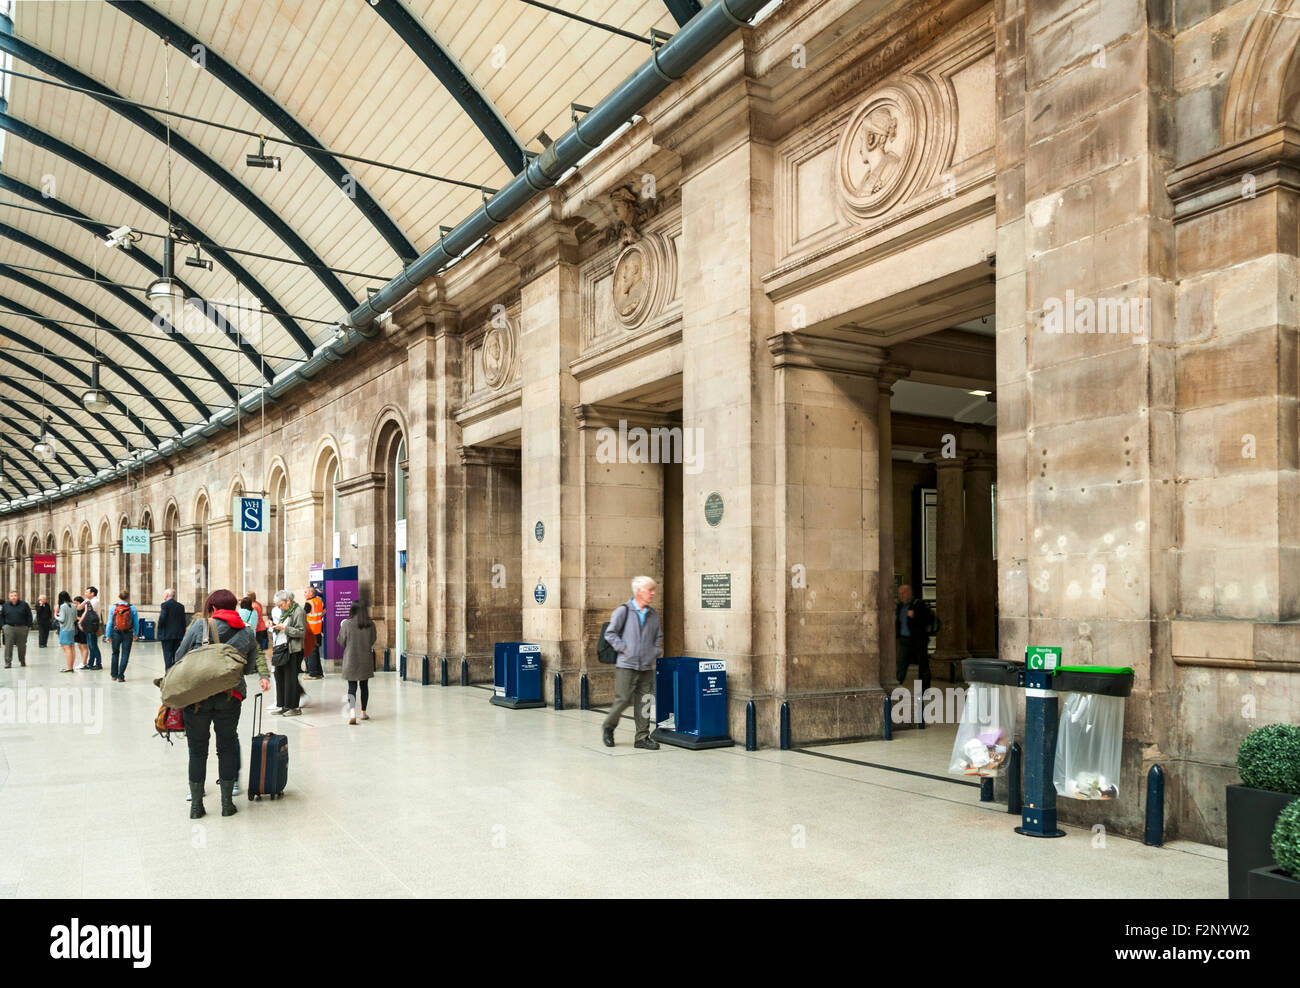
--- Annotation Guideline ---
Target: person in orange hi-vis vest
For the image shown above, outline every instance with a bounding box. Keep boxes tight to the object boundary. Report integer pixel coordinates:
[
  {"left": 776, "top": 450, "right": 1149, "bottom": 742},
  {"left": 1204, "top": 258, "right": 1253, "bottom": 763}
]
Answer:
[{"left": 303, "top": 586, "right": 325, "bottom": 680}]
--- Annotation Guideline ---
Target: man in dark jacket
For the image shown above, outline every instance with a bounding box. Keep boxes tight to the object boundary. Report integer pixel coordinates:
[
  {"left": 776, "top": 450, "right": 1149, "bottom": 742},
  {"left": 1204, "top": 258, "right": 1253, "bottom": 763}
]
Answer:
[
  {"left": 2, "top": 589, "right": 33, "bottom": 667},
  {"left": 896, "top": 584, "right": 934, "bottom": 694},
  {"left": 157, "top": 588, "right": 187, "bottom": 670},
  {"left": 35, "top": 594, "right": 52, "bottom": 647},
  {"left": 600, "top": 576, "right": 664, "bottom": 750}
]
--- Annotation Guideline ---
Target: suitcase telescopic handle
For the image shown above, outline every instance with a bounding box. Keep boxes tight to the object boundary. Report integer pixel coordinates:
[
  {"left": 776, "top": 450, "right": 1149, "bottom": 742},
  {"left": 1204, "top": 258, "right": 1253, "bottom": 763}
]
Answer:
[{"left": 253, "top": 690, "right": 263, "bottom": 737}]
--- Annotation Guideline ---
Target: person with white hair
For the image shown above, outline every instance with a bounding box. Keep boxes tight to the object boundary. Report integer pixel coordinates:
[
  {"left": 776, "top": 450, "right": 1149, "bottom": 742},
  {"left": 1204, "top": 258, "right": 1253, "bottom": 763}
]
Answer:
[
  {"left": 269, "top": 589, "right": 306, "bottom": 716},
  {"left": 600, "top": 575, "right": 664, "bottom": 750},
  {"left": 157, "top": 587, "right": 187, "bottom": 670}
]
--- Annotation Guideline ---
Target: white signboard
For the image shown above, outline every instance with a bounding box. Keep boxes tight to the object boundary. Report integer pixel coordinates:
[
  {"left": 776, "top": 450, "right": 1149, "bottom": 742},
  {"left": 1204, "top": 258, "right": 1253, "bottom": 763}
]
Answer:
[
  {"left": 396, "top": 518, "right": 407, "bottom": 552},
  {"left": 122, "top": 529, "right": 150, "bottom": 554}
]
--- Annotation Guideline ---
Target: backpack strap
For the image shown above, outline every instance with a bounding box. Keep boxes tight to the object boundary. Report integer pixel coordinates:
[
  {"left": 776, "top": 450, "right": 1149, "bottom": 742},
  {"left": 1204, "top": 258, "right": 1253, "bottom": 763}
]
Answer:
[{"left": 614, "top": 604, "right": 630, "bottom": 637}]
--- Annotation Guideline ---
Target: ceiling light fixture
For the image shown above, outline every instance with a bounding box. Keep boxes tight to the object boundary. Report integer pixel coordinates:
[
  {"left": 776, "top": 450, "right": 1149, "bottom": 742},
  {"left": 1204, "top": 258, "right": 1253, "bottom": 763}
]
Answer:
[
  {"left": 33, "top": 416, "right": 54, "bottom": 461},
  {"left": 968, "top": 389, "right": 992, "bottom": 397},
  {"left": 146, "top": 235, "right": 186, "bottom": 317},
  {"left": 246, "top": 136, "right": 281, "bottom": 170},
  {"left": 82, "top": 362, "right": 111, "bottom": 414}
]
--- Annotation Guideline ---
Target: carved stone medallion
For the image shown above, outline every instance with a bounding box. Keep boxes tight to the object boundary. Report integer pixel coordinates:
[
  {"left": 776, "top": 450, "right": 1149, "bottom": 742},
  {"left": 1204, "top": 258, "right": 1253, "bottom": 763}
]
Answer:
[
  {"left": 838, "top": 82, "right": 927, "bottom": 218},
  {"left": 482, "top": 317, "right": 515, "bottom": 390},
  {"left": 612, "top": 243, "right": 653, "bottom": 327}
]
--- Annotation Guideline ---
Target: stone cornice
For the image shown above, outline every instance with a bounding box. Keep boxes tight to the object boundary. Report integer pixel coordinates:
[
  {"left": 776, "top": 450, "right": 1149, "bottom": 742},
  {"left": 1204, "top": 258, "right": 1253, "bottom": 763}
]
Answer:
[
  {"left": 573, "top": 403, "right": 682, "bottom": 431},
  {"left": 283, "top": 491, "right": 323, "bottom": 511},
  {"left": 335, "top": 472, "right": 386, "bottom": 497},
  {"left": 1166, "top": 124, "right": 1300, "bottom": 221},
  {"left": 175, "top": 524, "right": 203, "bottom": 539},
  {"left": 495, "top": 191, "right": 582, "bottom": 280},
  {"left": 766, "top": 332, "right": 887, "bottom": 378},
  {"left": 458, "top": 445, "right": 521, "bottom": 468}
]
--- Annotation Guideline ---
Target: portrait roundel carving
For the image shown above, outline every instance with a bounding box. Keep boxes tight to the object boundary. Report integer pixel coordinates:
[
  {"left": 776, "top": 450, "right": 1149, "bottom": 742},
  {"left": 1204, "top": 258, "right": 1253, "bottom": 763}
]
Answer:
[
  {"left": 482, "top": 318, "right": 515, "bottom": 390},
  {"left": 612, "top": 242, "right": 654, "bottom": 327},
  {"left": 838, "top": 83, "right": 926, "bottom": 219}
]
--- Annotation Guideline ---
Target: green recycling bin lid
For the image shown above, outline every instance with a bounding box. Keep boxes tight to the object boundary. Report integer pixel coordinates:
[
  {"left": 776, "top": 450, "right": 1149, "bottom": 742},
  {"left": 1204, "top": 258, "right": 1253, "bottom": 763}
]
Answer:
[{"left": 1054, "top": 665, "right": 1134, "bottom": 697}]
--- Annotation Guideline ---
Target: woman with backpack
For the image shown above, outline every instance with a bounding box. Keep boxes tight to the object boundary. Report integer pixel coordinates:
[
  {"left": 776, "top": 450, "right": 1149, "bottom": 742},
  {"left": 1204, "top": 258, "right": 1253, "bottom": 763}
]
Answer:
[
  {"left": 172, "top": 589, "right": 271, "bottom": 818},
  {"left": 108, "top": 590, "right": 139, "bottom": 682},
  {"left": 338, "top": 601, "right": 377, "bottom": 725}
]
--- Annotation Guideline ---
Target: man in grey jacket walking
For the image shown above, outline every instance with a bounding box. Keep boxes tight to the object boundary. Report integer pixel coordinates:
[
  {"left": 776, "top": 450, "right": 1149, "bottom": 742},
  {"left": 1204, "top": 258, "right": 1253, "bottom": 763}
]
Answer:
[{"left": 601, "top": 575, "right": 663, "bottom": 750}]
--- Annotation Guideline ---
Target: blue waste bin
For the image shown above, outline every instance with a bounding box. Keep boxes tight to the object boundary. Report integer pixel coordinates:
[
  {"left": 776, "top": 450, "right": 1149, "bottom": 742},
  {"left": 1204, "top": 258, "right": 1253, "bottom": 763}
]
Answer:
[
  {"left": 490, "top": 642, "right": 545, "bottom": 709},
  {"left": 651, "top": 657, "right": 734, "bottom": 749},
  {"left": 137, "top": 618, "right": 156, "bottom": 641}
]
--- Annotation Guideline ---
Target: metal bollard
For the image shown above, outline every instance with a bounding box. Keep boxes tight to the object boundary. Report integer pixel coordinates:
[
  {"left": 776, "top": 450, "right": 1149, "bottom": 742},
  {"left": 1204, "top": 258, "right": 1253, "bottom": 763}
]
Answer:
[
  {"left": 421, "top": 655, "right": 430, "bottom": 686},
  {"left": 1007, "top": 742, "right": 1022, "bottom": 815},
  {"left": 553, "top": 672, "right": 563, "bottom": 711},
  {"left": 745, "top": 700, "right": 756, "bottom": 751},
  {"left": 580, "top": 673, "right": 589, "bottom": 711},
  {"left": 371, "top": 648, "right": 376, "bottom": 672},
  {"left": 1144, "top": 764, "right": 1165, "bottom": 847},
  {"left": 399, "top": 652, "right": 406, "bottom": 680},
  {"left": 440, "top": 656, "right": 448, "bottom": 687},
  {"left": 980, "top": 777, "right": 994, "bottom": 802},
  {"left": 383, "top": 647, "right": 391, "bottom": 672},
  {"left": 460, "top": 658, "right": 469, "bottom": 686},
  {"left": 779, "top": 701, "right": 791, "bottom": 750},
  {"left": 916, "top": 689, "right": 925, "bottom": 730},
  {"left": 883, "top": 694, "right": 892, "bottom": 740}
]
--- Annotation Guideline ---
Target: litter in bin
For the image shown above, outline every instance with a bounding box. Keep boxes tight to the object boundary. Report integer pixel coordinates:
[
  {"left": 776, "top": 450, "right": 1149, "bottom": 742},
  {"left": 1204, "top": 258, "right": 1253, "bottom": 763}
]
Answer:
[
  {"left": 1053, "top": 691, "right": 1125, "bottom": 800},
  {"left": 948, "top": 683, "right": 1016, "bottom": 778}
]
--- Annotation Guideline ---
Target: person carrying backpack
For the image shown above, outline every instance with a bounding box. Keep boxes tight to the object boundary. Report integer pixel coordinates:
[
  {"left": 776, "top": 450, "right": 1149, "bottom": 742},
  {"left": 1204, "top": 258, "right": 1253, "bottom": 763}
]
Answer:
[
  {"left": 600, "top": 576, "right": 664, "bottom": 750},
  {"left": 108, "top": 590, "right": 140, "bottom": 682},
  {"left": 81, "top": 587, "right": 103, "bottom": 670},
  {"left": 172, "top": 589, "right": 270, "bottom": 817}
]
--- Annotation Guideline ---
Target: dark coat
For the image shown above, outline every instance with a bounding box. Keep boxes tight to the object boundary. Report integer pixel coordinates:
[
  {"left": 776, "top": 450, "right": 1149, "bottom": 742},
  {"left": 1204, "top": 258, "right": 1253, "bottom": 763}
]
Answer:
[
  {"left": 337, "top": 617, "right": 377, "bottom": 682},
  {"left": 896, "top": 596, "right": 934, "bottom": 638},
  {"left": 158, "top": 598, "right": 187, "bottom": 641}
]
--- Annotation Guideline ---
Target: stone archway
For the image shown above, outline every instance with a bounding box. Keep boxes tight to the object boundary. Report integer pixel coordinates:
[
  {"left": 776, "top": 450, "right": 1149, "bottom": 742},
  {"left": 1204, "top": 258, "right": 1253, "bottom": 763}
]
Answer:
[{"left": 1222, "top": 0, "right": 1300, "bottom": 145}]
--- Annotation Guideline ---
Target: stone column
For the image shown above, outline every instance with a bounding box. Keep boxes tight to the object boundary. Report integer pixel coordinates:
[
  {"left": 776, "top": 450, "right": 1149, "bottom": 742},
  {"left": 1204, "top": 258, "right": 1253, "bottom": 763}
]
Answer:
[
  {"left": 460, "top": 446, "right": 522, "bottom": 680},
  {"left": 573, "top": 404, "right": 669, "bottom": 704},
  {"left": 508, "top": 202, "right": 583, "bottom": 706},
  {"left": 281, "top": 492, "right": 322, "bottom": 596},
  {"left": 334, "top": 472, "right": 384, "bottom": 593},
  {"left": 174, "top": 524, "right": 201, "bottom": 615},
  {"left": 768, "top": 334, "right": 887, "bottom": 741},
  {"left": 964, "top": 456, "right": 997, "bottom": 659},
  {"left": 207, "top": 515, "right": 233, "bottom": 594},
  {"left": 877, "top": 363, "right": 909, "bottom": 689},
  {"left": 928, "top": 452, "right": 968, "bottom": 666}
]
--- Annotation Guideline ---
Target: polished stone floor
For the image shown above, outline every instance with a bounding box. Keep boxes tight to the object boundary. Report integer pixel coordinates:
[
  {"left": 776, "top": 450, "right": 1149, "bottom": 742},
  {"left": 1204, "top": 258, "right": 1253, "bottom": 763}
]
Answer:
[{"left": 0, "top": 637, "right": 1225, "bottom": 898}]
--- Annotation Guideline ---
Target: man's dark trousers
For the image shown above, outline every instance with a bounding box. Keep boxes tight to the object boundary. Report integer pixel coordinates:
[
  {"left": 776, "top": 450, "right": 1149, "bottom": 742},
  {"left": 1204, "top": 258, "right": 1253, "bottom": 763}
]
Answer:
[
  {"left": 161, "top": 638, "right": 180, "bottom": 670},
  {"left": 601, "top": 667, "right": 655, "bottom": 742},
  {"left": 896, "top": 635, "right": 931, "bottom": 695}
]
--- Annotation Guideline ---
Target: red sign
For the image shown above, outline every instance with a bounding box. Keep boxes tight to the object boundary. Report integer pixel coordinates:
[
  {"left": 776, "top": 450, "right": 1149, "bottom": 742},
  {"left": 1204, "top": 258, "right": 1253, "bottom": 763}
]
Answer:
[{"left": 32, "top": 554, "right": 56, "bottom": 574}]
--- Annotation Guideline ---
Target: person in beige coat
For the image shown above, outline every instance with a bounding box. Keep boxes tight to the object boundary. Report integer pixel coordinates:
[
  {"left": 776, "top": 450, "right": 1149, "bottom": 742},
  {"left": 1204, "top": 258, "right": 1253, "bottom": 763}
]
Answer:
[{"left": 338, "top": 601, "right": 377, "bottom": 725}]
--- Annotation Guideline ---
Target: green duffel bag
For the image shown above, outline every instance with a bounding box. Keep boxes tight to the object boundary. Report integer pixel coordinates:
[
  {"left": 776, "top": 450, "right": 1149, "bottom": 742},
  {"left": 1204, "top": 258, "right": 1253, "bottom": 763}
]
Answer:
[{"left": 156, "top": 619, "right": 246, "bottom": 708}]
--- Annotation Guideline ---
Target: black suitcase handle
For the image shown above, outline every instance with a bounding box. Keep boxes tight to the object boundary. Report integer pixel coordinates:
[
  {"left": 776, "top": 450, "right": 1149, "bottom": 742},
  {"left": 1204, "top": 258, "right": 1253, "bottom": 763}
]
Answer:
[{"left": 253, "top": 690, "right": 263, "bottom": 737}]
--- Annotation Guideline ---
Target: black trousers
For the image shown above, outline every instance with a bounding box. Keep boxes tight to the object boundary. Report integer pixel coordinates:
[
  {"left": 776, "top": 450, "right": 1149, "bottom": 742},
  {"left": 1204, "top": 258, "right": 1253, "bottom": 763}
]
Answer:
[
  {"left": 161, "top": 638, "right": 180, "bottom": 670},
  {"left": 184, "top": 693, "right": 242, "bottom": 784},
  {"left": 347, "top": 680, "right": 369, "bottom": 710},
  {"left": 896, "top": 636, "right": 931, "bottom": 695},
  {"left": 273, "top": 645, "right": 302, "bottom": 709},
  {"left": 37, "top": 622, "right": 50, "bottom": 647}
]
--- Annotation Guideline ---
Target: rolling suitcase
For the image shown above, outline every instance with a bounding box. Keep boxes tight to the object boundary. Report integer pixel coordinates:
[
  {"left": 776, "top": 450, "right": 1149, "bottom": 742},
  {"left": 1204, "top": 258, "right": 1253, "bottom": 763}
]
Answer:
[{"left": 248, "top": 693, "right": 288, "bottom": 800}]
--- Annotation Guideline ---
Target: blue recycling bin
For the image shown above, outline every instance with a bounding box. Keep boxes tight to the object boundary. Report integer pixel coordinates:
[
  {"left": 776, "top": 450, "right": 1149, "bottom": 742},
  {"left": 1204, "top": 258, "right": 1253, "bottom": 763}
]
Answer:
[
  {"left": 490, "top": 642, "right": 545, "bottom": 709},
  {"left": 652, "top": 656, "right": 734, "bottom": 750},
  {"left": 137, "top": 618, "right": 156, "bottom": 641}
]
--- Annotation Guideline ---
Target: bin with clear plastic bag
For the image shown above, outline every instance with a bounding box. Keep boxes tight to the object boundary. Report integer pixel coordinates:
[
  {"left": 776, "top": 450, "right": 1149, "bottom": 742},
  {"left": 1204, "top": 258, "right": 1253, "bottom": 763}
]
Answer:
[
  {"left": 1052, "top": 691, "right": 1125, "bottom": 800},
  {"left": 948, "top": 682, "right": 1017, "bottom": 778}
]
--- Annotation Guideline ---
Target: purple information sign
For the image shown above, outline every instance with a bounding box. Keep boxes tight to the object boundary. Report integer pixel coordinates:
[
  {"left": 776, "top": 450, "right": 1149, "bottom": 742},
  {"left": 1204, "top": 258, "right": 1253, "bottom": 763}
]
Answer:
[{"left": 322, "top": 565, "right": 358, "bottom": 662}]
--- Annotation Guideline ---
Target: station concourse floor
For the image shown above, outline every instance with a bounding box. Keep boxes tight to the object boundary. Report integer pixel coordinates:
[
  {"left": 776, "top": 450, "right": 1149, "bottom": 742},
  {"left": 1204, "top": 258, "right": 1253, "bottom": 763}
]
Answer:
[{"left": 0, "top": 639, "right": 1226, "bottom": 898}]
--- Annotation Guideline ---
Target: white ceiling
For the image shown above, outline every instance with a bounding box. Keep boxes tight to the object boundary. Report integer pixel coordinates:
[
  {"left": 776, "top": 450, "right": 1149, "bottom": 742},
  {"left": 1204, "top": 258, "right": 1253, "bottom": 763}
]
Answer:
[{"left": 0, "top": 0, "right": 684, "bottom": 496}]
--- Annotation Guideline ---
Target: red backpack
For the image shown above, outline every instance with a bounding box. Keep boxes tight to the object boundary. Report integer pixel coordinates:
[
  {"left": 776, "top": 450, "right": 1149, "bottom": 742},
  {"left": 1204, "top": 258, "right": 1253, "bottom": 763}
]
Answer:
[{"left": 113, "top": 603, "right": 132, "bottom": 632}]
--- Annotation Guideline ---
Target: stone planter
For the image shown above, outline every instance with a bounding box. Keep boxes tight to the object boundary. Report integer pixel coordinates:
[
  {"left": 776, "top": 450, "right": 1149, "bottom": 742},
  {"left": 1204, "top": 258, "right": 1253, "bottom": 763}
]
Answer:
[
  {"left": 1227, "top": 785, "right": 1296, "bottom": 898},
  {"left": 1248, "top": 866, "right": 1300, "bottom": 900}
]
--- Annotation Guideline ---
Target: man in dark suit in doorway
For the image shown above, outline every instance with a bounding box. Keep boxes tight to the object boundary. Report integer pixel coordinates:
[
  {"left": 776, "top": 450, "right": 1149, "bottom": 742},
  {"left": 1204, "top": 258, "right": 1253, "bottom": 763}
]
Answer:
[
  {"left": 896, "top": 584, "right": 934, "bottom": 695},
  {"left": 158, "top": 588, "right": 187, "bottom": 670}
]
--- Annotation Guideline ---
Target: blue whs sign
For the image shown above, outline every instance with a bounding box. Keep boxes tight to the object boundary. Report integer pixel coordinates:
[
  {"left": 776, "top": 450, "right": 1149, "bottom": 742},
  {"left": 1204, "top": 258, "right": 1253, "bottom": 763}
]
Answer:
[{"left": 238, "top": 497, "right": 265, "bottom": 533}]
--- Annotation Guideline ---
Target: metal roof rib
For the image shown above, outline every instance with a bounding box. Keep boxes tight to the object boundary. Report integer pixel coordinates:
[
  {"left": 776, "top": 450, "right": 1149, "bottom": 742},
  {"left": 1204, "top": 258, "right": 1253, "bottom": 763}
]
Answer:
[{"left": 107, "top": 0, "right": 420, "bottom": 265}]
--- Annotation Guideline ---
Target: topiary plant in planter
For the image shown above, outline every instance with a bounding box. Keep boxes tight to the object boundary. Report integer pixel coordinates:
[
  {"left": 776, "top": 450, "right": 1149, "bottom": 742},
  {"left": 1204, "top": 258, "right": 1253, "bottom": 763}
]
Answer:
[
  {"left": 1229, "top": 724, "right": 1300, "bottom": 898},
  {"left": 1238, "top": 724, "right": 1300, "bottom": 795},
  {"left": 1274, "top": 799, "right": 1300, "bottom": 880}
]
